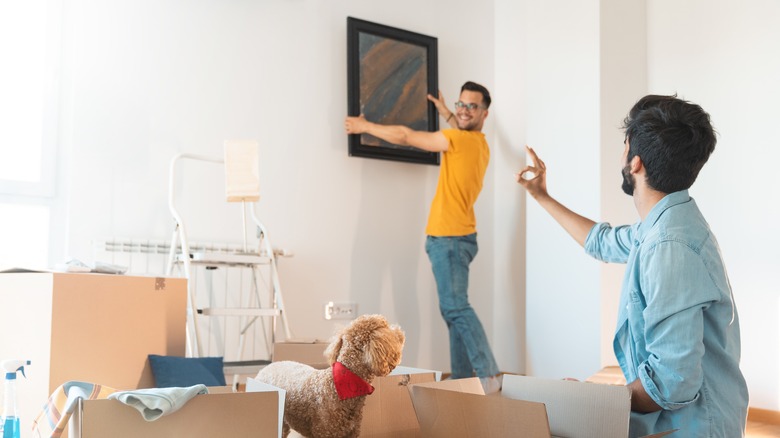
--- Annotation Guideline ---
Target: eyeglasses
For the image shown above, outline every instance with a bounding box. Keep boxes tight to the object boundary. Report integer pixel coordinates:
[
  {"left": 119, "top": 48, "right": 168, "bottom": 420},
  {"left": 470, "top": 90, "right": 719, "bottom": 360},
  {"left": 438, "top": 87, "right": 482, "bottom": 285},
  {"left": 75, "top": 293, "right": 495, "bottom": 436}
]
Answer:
[{"left": 454, "top": 101, "right": 485, "bottom": 111}]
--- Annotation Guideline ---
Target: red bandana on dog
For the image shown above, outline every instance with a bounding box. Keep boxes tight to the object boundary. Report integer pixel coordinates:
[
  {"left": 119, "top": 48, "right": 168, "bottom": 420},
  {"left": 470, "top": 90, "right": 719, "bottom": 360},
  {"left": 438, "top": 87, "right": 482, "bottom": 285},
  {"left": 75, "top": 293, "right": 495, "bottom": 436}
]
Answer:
[{"left": 332, "top": 362, "right": 374, "bottom": 400}]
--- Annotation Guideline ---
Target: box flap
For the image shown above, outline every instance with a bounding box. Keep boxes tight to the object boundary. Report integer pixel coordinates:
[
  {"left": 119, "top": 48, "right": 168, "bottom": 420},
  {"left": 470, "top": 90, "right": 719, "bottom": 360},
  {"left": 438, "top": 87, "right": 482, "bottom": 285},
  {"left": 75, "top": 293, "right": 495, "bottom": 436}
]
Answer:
[
  {"left": 412, "top": 377, "right": 485, "bottom": 395},
  {"left": 246, "top": 378, "right": 287, "bottom": 438},
  {"left": 361, "top": 372, "right": 436, "bottom": 436},
  {"left": 391, "top": 365, "right": 442, "bottom": 382},
  {"left": 502, "top": 374, "right": 630, "bottom": 438},
  {"left": 586, "top": 366, "right": 627, "bottom": 385},
  {"left": 73, "top": 391, "right": 278, "bottom": 438},
  {"left": 409, "top": 378, "right": 550, "bottom": 438}
]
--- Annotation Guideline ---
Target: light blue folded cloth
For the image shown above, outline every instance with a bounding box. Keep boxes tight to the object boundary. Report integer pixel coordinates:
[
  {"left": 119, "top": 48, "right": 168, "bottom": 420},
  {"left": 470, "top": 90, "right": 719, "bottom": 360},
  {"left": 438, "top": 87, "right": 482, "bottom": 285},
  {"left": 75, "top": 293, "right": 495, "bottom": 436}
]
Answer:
[{"left": 107, "top": 384, "right": 208, "bottom": 421}]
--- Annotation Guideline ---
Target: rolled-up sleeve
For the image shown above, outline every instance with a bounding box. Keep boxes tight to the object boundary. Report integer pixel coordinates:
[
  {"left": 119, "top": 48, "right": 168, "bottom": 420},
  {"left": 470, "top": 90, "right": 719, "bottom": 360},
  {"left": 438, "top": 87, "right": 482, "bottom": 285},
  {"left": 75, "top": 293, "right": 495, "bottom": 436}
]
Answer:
[
  {"left": 584, "top": 222, "right": 634, "bottom": 264},
  {"left": 637, "top": 240, "right": 721, "bottom": 410}
]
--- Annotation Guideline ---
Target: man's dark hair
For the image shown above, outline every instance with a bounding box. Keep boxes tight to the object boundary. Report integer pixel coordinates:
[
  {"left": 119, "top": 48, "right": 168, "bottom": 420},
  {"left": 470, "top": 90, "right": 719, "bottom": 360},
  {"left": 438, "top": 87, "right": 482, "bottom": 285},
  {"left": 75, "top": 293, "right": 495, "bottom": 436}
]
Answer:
[
  {"left": 622, "top": 94, "right": 716, "bottom": 193},
  {"left": 461, "top": 81, "right": 491, "bottom": 108}
]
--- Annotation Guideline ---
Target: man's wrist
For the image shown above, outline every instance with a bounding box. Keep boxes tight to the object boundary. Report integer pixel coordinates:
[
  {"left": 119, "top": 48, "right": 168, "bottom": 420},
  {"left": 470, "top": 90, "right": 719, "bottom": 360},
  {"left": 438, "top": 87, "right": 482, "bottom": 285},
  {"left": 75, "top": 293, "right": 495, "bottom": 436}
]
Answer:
[{"left": 446, "top": 113, "right": 454, "bottom": 122}]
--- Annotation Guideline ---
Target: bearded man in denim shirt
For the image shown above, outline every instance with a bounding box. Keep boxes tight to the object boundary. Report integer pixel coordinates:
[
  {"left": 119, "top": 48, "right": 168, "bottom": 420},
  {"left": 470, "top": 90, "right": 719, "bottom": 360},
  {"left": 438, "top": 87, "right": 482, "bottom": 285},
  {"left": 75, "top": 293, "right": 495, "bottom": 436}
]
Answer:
[{"left": 515, "top": 95, "right": 748, "bottom": 437}]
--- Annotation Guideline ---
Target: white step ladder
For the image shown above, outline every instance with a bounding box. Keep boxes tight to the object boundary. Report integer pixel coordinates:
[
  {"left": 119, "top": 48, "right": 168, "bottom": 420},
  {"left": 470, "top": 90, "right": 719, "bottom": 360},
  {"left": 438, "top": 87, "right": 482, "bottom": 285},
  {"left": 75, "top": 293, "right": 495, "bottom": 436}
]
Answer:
[{"left": 164, "top": 143, "right": 292, "bottom": 380}]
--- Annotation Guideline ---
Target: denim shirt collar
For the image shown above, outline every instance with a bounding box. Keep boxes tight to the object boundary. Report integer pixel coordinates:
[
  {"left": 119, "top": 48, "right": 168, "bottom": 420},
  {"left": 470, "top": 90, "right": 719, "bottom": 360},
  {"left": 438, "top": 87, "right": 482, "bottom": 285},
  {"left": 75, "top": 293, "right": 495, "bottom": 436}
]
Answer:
[{"left": 635, "top": 190, "right": 691, "bottom": 242}]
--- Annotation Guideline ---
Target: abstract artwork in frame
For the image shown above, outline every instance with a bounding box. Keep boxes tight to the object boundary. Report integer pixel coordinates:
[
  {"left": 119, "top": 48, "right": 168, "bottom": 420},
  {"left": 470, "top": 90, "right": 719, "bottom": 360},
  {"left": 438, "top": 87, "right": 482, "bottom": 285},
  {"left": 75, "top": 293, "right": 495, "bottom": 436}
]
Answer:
[{"left": 347, "top": 17, "right": 439, "bottom": 165}]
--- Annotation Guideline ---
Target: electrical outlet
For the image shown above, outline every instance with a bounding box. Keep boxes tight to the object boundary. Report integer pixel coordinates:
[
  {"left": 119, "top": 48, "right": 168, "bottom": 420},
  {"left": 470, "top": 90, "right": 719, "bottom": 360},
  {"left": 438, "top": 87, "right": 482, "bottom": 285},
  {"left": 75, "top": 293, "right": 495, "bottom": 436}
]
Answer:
[{"left": 324, "top": 301, "right": 358, "bottom": 320}]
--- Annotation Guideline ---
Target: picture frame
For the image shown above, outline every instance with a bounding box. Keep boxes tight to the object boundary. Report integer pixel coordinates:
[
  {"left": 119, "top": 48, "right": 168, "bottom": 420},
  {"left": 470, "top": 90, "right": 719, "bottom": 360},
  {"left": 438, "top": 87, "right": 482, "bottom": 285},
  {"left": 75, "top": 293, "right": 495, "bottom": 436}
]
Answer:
[{"left": 347, "top": 17, "right": 440, "bottom": 165}]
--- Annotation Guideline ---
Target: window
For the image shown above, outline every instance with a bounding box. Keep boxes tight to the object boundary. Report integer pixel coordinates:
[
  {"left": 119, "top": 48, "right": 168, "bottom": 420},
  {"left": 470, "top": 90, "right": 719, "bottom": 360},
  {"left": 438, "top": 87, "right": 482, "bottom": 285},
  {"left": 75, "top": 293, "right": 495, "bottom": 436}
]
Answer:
[
  {"left": 0, "top": 204, "right": 50, "bottom": 269},
  {"left": 0, "top": 0, "right": 61, "bottom": 269}
]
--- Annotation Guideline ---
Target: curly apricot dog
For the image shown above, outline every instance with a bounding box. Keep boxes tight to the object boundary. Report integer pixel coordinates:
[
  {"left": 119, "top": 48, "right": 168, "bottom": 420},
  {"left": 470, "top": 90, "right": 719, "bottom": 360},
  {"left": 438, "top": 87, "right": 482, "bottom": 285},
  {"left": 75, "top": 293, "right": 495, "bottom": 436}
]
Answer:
[{"left": 255, "top": 314, "right": 405, "bottom": 438}]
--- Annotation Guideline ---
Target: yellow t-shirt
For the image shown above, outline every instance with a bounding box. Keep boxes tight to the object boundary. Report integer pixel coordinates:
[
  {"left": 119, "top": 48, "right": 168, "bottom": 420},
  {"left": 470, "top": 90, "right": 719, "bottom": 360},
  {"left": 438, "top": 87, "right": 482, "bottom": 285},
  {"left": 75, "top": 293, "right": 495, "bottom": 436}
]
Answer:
[{"left": 425, "top": 129, "right": 490, "bottom": 236}]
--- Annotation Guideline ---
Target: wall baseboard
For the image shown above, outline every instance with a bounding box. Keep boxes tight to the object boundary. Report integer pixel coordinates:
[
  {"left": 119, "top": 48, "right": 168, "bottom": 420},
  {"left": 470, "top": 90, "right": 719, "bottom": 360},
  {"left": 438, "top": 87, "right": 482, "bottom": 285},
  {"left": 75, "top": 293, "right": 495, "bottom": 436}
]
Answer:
[{"left": 749, "top": 407, "right": 780, "bottom": 425}]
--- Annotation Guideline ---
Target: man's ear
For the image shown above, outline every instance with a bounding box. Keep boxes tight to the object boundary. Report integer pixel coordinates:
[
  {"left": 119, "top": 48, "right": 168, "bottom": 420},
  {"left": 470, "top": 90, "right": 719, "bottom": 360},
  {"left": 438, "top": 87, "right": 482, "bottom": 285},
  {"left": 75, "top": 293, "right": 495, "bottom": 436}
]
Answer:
[{"left": 629, "top": 155, "right": 643, "bottom": 174}]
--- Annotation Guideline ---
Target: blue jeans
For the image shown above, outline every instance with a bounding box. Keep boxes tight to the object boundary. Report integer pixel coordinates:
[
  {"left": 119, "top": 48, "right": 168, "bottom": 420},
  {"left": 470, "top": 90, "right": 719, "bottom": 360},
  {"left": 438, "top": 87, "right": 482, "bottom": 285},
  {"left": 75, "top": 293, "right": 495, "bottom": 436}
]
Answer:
[{"left": 425, "top": 234, "right": 499, "bottom": 378}]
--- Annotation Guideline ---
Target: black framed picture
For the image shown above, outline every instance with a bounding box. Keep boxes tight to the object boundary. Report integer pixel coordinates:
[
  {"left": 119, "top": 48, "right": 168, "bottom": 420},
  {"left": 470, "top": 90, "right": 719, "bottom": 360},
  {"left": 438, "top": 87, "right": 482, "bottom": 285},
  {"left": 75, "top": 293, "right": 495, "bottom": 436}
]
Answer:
[{"left": 347, "top": 17, "right": 439, "bottom": 165}]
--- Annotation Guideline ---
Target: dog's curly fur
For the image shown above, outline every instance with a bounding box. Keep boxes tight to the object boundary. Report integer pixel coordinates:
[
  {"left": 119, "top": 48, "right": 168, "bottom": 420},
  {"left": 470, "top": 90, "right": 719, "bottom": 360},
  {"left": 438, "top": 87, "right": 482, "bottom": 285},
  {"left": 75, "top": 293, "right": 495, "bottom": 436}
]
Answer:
[{"left": 255, "top": 314, "right": 405, "bottom": 438}]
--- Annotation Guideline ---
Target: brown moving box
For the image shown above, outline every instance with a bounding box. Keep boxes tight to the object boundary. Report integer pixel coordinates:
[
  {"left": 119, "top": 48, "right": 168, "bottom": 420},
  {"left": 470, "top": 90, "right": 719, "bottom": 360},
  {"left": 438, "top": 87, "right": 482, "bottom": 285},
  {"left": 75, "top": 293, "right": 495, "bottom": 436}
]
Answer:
[
  {"left": 409, "top": 378, "right": 551, "bottom": 438},
  {"left": 272, "top": 340, "right": 330, "bottom": 369},
  {"left": 361, "top": 367, "right": 438, "bottom": 437},
  {"left": 585, "top": 365, "right": 627, "bottom": 385},
  {"left": 409, "top": 375, "right": 675, "bottom": 438},
  {"left": 0, "top": 272, "right": 187, "bottom": 437},
  {"left": 70, "top": 386, "right": 281, "bottom": 438}
]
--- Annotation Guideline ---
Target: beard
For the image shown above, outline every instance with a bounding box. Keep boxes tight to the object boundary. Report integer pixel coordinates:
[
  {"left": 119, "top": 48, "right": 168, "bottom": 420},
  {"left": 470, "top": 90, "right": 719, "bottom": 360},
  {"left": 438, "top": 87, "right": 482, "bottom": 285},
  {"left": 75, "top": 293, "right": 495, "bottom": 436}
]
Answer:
[
  {"left": 455, "top": 114, "right": 481, "bottom": 131},
  {"left": 456, "top": 118, "right": 476, "bottom": 131},
  {"left": 621, "top": 164, "right": 635, "bottom": 196}
]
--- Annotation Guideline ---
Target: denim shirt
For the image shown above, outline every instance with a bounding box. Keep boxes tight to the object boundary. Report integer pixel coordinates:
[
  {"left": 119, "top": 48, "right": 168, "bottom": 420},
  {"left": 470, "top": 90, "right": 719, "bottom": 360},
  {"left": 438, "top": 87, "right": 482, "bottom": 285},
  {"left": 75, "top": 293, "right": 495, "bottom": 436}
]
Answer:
[{"left": 584, "top": 190, "right": 748, "bottom": 437}]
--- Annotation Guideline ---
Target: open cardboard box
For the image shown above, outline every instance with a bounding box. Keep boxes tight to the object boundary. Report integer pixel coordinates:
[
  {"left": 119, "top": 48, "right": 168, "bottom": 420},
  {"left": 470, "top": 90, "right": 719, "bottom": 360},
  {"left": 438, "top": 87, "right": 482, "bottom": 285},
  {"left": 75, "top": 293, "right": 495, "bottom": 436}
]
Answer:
[
  {"left": 408, "top": 375, "right": 675, "bottom": 438},
  {"left": 70, "top": 385, "right": 284, "bottom": 438},
  {"left": 360, "top": 366, "right": 440, "bottom": 437},
  {"left": 409, "top": 377, "right": 551, "bottom": 437},
  {"left": 246, "top": 379, "right": 287, "bottom": 437}
]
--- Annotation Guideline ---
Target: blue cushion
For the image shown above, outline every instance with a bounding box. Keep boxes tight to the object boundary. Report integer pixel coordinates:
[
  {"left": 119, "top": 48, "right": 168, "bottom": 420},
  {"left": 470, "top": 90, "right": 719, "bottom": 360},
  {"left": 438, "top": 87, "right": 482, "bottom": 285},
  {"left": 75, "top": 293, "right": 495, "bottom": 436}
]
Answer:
[{"left": 148, "top": 355, "right": 226, "bottom": 388}]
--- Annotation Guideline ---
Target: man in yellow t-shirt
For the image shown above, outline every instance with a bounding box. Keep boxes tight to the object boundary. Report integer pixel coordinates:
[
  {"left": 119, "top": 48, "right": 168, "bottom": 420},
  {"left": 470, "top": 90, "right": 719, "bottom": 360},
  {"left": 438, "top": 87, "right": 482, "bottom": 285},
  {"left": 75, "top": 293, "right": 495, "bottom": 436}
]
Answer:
[{"left": 345, "top": 81, "right": 500, "bottom": 394}]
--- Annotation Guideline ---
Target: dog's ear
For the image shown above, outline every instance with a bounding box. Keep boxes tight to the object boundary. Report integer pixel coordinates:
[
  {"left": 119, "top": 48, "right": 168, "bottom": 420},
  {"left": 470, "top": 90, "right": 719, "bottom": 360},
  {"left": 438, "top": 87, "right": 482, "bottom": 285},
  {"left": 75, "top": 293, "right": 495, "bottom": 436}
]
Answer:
[
  {"left": 364, "top": 324, "right": 405, "bottom": 376},
  {"left": 324, "top": 334, "right": 343, "bottom": 365},
  {"left": 393, "top": 325, "right": 405, "bottom": 346}
]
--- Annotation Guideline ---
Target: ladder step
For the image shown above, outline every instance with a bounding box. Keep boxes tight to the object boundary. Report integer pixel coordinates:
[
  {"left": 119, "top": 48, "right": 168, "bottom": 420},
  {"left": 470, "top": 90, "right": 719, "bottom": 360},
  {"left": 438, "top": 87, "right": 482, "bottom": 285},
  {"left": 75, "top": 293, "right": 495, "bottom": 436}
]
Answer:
[
  {"left": 175, "top": 252, "right": 272, "bottom": 267},
  {"left": 199, "top": 307, "right": 281, "bottom": 317}
]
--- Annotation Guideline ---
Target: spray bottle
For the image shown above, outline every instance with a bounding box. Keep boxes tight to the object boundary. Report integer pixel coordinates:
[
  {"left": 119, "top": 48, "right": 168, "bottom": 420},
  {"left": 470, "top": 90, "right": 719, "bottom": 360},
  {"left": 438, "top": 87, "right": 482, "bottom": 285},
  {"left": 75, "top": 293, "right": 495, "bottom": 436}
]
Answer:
[{"left": 0, "top": 360, "right": 31, "bottom": 438}]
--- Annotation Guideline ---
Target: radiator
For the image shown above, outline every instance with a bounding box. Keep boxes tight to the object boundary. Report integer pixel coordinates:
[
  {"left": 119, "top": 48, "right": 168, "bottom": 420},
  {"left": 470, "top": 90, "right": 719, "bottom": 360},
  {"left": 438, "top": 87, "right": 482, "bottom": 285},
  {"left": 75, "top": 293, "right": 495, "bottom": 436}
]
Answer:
[{"left": 93, "top": 238, "right": 275, "bottom": 365}]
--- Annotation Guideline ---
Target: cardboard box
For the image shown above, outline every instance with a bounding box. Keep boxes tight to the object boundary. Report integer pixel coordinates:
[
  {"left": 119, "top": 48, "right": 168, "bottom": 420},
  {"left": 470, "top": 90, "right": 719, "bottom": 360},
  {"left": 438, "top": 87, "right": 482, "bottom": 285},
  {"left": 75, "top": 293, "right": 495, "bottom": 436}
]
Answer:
[
  {"left": 409, "top": 375, "right": 675, "bottom": 438},
  {"left": 502, "top": 374, "right": 632, "bottom": 437},
  {"left": 0, "top": 272, "right": 187, "bottom": 438},
  {"left": 246, "top": 379, "right": 287, "bottom": 437},
  {"left": 409, "top": 378, "right": 551, "bottom": 438},
  {"left": 224, "top": 341, "right": 329, "bottom": 390},
  {"left": 360, "top": 366, "right": 439, "bottom": 437},
  {"left": 272, "top": 340, "right": 330, "bottom": 369},
  {"left": 70, "top": 385, "right": 282, "bottom": 438},
  {"left": 586, "top": 365, "right": 627, "bottom": 385}
]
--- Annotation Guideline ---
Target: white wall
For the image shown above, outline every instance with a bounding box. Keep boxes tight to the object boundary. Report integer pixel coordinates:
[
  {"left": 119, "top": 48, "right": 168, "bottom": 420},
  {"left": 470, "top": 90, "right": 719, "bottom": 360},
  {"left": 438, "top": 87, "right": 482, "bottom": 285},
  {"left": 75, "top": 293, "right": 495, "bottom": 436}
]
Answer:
[
  {"left": 49, "top": 0, "right": 779, "bottom": 408},
  {"left": 493, "top": 0, "right": 528, "bottom": 375},
  {"left": 521, "top": 0, "right": 603, "bottom": 380},
  {"left": 598, "top": 0, "right": 647, "bottom": 366},
  {"left": 647, "top": 0, "right": 780, "bottom": 410},
  {"left": 56, "top": 0, "right": 501, "bottom": 373}
]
